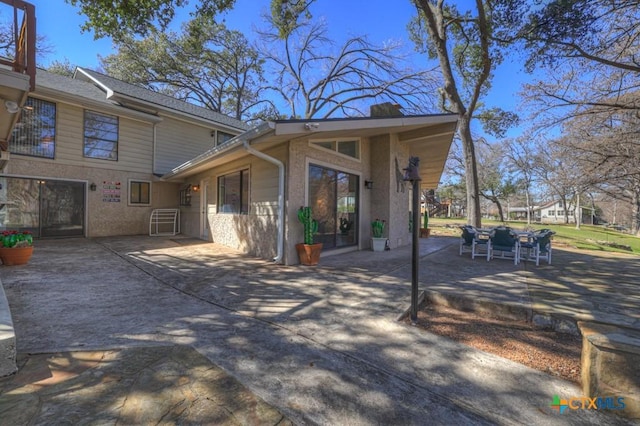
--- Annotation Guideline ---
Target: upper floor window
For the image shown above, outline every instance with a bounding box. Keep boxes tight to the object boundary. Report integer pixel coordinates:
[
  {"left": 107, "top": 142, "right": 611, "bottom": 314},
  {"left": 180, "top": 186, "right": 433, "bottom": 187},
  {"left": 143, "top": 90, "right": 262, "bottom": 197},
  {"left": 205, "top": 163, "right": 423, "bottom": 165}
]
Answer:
[
  {"left": 218, "top": 169, "right": 249, "bottom": 214},
  {"left": 310, "top": 138, "right": 360, "bottom": 160},
  {"left": 84, "top": 110, "right": 118, "bottom": 160},
  {"left": 9, "top": 97, "right": 56, "bottom": 158},
  {"left": 216, "top": 130, "right": 235, "bottom": 146},
  {"left": 129, "top": 180, "right": 151, "bottom": 205}
]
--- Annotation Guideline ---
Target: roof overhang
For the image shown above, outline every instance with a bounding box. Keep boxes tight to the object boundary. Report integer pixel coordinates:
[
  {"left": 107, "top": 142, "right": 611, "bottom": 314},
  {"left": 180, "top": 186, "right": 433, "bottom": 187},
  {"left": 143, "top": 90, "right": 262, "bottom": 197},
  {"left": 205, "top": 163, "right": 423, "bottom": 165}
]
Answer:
[{"left": 163, "top": 114, "right": 459, "bottom": 188}]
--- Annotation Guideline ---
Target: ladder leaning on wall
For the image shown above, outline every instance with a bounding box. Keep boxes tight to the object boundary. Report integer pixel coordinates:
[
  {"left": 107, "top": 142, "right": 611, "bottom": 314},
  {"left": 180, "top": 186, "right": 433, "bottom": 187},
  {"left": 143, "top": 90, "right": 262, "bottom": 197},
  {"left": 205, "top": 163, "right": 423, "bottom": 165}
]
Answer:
[{"left": 149, "top": 209, "right": 180, "bottom": 236}]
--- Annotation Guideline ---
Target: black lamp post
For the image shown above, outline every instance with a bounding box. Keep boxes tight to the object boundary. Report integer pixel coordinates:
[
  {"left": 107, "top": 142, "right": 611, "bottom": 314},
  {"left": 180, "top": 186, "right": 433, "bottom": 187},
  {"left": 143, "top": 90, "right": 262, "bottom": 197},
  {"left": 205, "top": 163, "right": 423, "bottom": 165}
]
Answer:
[{"left": 403, "top": 156, "right": 421, "bottom": 323}]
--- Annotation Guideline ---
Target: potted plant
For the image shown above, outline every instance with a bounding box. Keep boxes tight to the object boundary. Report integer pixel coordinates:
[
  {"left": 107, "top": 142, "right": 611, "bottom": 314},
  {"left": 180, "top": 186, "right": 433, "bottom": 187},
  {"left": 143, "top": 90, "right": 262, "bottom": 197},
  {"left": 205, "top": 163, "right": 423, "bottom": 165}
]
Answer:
[
  {"left": 420, "top": 209, "right": 430, "bottom": 238},
  {"left": 295, "top": 206, "right": 323, "bottom": 265},
  {"left": 371, "top": 218, "right": 386, "bottom": 251},
  {"left": 0, "top": 230, "right": 34, "bottom": 265}
]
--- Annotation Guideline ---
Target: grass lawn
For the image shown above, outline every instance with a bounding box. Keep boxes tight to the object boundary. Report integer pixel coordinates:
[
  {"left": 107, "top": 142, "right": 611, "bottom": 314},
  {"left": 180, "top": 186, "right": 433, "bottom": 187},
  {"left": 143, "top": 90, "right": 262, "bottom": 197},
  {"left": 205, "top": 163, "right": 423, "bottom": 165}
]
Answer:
[{"left": 429, "top": 217, "right": 640, "bottom": 255}]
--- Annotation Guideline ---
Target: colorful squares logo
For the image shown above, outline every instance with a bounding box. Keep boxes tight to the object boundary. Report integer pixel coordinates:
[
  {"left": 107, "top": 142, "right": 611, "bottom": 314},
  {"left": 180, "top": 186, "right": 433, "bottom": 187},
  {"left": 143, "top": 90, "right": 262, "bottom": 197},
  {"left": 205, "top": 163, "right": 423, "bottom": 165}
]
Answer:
[{"left": 551, "top": 395, "right": 569, "bottom": 413}]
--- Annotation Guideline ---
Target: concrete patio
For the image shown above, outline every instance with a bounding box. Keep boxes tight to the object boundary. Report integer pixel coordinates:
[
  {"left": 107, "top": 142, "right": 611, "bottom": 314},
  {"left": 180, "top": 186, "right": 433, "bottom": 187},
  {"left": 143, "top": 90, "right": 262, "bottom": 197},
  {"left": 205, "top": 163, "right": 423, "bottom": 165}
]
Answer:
[{"left": 0, "top": 235, "right": 637, "bottom": 424}]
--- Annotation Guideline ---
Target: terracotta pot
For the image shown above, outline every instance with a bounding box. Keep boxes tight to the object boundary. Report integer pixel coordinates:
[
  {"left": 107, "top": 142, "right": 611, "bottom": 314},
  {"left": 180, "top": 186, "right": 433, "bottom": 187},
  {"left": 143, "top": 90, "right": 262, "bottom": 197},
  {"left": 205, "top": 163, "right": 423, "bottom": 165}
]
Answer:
[
  {"left": 295, "top": 243, "right": 323, "bottom": 265},
  {"left": 0, "top": 246, "right": 34, "bottom": 265},
  {"left": 420, "top": 228, "right": 431, "bottom": 238}
]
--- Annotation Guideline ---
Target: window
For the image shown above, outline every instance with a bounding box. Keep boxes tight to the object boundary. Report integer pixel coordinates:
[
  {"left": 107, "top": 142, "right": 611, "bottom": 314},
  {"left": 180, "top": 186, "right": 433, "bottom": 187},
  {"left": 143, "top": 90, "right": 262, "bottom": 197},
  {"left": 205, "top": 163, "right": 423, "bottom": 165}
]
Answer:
[
  {"left": 310, "top": 139, "right": 360, "bottom": 160},
  {"left": 547, "top": 210, "right": 555, "bottom": 216},
  {"left": 557, "top": 210, "right": 564, "bottom": 216},
  {"left": 129, "top": 180, "right": 151, "bottom": 205},
  {"left": 179, "top": 185, "right": 192, "bottom": 206},
  {"left": 218, "top": 169, "right": 249, "bottom": 214},
  {"left": 216, "top": 131, "right": 235, "bottom": 146},
  {"left": 84, "top": 110, "right": 118, "bottom": 160},
  {"left": 9, "top": 97, "right": 56, "bottom": 158}
]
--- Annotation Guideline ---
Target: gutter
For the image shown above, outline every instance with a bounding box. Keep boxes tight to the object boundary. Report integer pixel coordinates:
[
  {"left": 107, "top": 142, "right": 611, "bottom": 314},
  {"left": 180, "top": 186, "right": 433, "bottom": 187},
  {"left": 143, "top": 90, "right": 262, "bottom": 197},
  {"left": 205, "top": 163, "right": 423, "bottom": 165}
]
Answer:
[{"left": 241, "top": 126, "right": 284, "bottom": 264}]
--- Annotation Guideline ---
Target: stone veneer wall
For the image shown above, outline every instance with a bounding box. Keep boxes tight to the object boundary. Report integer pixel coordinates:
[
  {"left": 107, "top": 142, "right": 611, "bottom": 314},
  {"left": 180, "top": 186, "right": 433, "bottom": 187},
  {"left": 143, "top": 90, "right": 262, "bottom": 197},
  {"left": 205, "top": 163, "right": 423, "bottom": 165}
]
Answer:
[{"left": 182, "top": 145, "right": 285, "bottom": 260}]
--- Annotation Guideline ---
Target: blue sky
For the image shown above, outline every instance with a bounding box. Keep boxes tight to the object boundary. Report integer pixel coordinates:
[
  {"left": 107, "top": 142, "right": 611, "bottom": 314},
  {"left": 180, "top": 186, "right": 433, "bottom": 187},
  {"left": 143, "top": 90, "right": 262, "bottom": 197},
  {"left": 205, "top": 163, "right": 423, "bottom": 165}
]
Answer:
[{"left": 30, "top": 0, "right": 525, "bottom": 137}]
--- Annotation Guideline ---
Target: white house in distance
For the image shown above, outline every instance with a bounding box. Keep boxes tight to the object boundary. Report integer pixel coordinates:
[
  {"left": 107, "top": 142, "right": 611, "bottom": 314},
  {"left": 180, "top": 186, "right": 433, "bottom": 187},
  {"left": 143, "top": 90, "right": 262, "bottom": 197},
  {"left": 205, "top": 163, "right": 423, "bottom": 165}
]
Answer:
[
  {"left": 509, "top": 200, "right": 595, "bottom": 225},
  {"left": 0, "top": 1, "right": 459, "bottom": 265}
]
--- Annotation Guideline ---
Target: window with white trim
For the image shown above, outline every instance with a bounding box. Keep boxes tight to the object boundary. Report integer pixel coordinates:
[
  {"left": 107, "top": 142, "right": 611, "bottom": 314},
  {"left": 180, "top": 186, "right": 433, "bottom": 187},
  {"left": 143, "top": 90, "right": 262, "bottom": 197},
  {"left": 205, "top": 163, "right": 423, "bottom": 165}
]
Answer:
[
  {"left": 310, "top": 139, "right": 360, "bottom": 160},
  {"left": 218, "top": 169, "right": 249, "bottom": 214}
]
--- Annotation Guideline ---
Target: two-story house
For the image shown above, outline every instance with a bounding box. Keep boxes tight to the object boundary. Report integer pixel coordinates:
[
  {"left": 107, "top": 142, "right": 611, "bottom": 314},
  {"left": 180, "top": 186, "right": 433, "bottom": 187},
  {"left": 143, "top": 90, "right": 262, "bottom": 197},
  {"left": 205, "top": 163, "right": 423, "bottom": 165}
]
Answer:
[
  {"left": 0, "top": 0, "right": 459, "bottom": 265},
  {"left": 0, "top": 67, "right": 248, "bottom": 238}
]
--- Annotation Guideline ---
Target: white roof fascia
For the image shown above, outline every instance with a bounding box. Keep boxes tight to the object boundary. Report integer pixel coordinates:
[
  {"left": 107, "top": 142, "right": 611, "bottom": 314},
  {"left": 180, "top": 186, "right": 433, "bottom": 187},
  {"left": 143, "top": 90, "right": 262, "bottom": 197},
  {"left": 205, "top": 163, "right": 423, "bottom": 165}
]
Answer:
[
  {"left": 34, "top": 86, "right": 163, "bottom": 124},
  {"left": 74, "top": 67, "right": 115, "bottom": 99},
  {"left": 273, "top": 114, "right": 458, "bottom": 136},
  {"left": 75, "top": 68, "right": 245, "bottom": 133}
]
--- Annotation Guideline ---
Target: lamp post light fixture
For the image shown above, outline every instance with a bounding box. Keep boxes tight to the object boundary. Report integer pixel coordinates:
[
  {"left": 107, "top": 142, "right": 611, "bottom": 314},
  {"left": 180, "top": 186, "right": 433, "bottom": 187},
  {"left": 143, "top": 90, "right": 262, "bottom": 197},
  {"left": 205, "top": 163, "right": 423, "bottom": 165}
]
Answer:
[{"left": 403, "top": 156, "right": 422, "bottom": 323}]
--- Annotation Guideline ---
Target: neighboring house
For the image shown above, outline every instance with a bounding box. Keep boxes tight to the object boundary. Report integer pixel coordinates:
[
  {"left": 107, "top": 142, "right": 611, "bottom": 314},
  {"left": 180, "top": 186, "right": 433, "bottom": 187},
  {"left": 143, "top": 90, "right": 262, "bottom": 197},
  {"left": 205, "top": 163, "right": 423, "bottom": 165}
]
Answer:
[
  {"left": 164, "top": 111, "right": 459, "bottom": 264},
  {"left": 512, "top": 200, "right": 595, "bottom": 225},
  {"left": 0, "top": 67, "right": 248, "bottom": 238}
]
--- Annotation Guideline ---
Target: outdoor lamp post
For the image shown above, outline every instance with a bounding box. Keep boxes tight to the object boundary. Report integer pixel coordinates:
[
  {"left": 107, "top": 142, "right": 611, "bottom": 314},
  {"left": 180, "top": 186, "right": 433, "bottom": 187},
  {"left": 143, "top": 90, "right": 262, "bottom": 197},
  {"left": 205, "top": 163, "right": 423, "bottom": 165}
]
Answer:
[{"left": 403, "top": 156, "right": 421, "bottom": 323}]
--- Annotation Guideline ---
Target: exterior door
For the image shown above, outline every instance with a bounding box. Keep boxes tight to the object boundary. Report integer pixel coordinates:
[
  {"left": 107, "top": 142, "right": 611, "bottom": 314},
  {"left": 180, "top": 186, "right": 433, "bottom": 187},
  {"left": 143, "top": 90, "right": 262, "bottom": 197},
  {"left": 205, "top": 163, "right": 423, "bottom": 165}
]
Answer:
[
  {"left": 308, "top": 164, "right": 359, "bottom": 250},
  {"left": 40, "top": 180, "right": 85, "bottom": 237}
]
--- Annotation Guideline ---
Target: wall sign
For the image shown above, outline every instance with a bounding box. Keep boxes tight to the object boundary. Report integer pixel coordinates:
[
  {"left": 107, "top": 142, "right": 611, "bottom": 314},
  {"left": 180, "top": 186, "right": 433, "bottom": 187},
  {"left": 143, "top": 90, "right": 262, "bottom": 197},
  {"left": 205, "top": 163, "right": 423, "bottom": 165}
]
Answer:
[{"left": 102, "top": 181, "right": 121, "bottom": 202}]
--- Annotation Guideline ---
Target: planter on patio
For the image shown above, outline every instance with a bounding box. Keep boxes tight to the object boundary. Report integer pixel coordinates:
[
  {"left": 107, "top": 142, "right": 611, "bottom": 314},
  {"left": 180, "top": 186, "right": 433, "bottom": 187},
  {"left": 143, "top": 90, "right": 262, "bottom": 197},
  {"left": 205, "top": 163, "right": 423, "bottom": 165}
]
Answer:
[
  {"left": 0, "top": 246, "right": 33, "bottom": 266},
  {"left": 371, "top": 237, "right": 387, "bottom": 252},
  {"left": 0, "top": 231, "right": 34, "bottom": 266}
]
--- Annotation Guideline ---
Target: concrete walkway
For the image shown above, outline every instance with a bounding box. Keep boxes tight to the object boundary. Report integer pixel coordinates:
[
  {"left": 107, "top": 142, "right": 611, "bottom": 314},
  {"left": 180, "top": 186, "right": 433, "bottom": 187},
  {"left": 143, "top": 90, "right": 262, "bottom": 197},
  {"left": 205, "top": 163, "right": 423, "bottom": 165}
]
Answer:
[{"left": 0, "top": 235, "right": 636, "bottom": 425}]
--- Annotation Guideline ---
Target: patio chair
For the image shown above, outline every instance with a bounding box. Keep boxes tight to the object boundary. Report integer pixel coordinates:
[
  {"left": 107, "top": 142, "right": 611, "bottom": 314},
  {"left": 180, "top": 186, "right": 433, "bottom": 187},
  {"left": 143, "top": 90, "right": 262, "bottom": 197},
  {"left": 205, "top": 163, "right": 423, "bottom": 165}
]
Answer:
[
  {"left": 487, "top": 226, "right": 520, "bottom": 264},
  {"left": 520, "top": 230, "right": 555, "bottom": 266},
  {"left": 459, "top": 226, "right": 489, "bottom": 259}
]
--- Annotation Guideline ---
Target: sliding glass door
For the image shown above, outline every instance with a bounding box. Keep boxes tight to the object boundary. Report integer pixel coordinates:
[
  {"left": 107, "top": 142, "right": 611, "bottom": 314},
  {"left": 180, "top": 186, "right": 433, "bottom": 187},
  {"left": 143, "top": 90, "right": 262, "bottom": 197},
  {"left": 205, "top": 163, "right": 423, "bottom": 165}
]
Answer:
[{"left": 308, "top": 164, "right": 359, "bottom": 250}]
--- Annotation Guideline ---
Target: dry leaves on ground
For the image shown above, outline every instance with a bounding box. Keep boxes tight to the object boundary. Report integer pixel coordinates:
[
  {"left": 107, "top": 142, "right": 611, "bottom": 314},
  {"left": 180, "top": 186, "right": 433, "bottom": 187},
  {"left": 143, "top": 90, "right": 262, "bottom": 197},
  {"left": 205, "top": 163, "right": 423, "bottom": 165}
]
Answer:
[{"left": 408, "top": 303, "right": 582, "bottom": 383}]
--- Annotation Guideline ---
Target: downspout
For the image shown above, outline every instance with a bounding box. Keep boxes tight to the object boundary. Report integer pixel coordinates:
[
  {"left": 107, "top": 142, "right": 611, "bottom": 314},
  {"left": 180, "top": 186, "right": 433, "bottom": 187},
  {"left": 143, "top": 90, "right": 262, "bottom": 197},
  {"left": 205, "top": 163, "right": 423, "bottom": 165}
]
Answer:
[{"left": 242, "top": 139, "right": 284, "bottom": 264}]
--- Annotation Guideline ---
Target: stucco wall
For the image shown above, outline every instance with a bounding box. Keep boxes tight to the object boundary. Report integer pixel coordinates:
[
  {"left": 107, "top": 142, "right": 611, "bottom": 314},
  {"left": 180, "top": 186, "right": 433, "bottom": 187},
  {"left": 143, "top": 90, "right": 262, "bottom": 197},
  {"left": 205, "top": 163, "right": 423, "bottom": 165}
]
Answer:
[
  {"left": 287, "top": 138, "right": 371, "bottom": 264},
  {"left": 369, "top": 134, "right": 411, "bottom": 249},
  {"left": 180, "top": 145, "right": 285, "bottom": 259}
]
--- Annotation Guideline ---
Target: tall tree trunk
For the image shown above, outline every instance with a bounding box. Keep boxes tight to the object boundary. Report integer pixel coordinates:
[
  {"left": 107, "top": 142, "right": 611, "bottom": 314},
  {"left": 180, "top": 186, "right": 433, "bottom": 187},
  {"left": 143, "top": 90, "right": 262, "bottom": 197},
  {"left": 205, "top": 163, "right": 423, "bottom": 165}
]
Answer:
[
  {"left": 632, "top": 186, "right": 640, "bottom": 236},
  {"left": 459, "top": 116, "right": 482, "bottom": 227}
]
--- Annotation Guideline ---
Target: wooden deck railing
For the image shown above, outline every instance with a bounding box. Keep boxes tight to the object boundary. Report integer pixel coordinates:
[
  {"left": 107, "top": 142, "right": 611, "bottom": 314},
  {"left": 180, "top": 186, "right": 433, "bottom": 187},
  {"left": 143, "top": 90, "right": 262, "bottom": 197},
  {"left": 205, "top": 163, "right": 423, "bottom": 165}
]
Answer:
[{"left": 0, "top": 0, "right": 35, "bottom": 91}]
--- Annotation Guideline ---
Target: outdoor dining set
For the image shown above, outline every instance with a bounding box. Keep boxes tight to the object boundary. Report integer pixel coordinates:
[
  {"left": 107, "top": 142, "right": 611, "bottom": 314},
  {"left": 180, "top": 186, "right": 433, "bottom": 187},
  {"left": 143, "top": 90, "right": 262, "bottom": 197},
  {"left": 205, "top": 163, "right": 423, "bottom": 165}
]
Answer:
[{"left": 459, "top": 225, "right": 555, "bottom": 265}]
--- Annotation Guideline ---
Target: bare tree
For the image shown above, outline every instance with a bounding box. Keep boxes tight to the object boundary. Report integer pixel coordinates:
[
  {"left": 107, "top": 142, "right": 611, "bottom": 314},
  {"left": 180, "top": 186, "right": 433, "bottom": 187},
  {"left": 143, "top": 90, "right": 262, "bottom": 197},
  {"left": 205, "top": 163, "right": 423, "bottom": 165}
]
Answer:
[{"left": 258, "top": 16, "right": 440, "bottom": 118}]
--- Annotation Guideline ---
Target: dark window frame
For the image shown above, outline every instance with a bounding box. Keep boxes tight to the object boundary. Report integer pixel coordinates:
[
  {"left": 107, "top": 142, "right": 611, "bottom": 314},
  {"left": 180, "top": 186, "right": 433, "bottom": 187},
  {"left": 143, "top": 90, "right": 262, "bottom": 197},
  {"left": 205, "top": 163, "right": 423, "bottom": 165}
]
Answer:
[
  {"left": 129, "top": 180, "right": 151, "bottom": 206},
  {"left": 217, "top": 169, "right": 249, "bottom": 214},
  {"left": 9, "top": 97, "right": 57, "bottom": 159},
  {"left": 83, "top": 110, "right": 119, "bottom": 161}
]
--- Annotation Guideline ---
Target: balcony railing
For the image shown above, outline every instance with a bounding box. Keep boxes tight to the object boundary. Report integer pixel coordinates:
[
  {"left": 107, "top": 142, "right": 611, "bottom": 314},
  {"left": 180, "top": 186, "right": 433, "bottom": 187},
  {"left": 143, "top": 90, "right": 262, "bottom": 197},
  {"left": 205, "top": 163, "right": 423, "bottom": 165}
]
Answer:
[{"left": 0, "top": 0, "right": 35, "bottom": 91}]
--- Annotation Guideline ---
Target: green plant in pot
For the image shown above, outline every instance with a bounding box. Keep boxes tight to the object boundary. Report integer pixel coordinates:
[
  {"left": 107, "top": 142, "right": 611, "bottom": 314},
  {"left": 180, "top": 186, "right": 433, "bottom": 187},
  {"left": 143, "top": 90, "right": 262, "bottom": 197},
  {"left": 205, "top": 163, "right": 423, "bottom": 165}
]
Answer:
[
  {"left": 371, "top": 218, "right": 386, "bottom": 251},
  {"left": 420, "top": 209, "right": 430, "bottom": 238},
  {"left": 0, "top": 230, "right": 34, "bottom": 265},
  {"left": 295, "top": 206, "right": 323, "bottom": 265}
]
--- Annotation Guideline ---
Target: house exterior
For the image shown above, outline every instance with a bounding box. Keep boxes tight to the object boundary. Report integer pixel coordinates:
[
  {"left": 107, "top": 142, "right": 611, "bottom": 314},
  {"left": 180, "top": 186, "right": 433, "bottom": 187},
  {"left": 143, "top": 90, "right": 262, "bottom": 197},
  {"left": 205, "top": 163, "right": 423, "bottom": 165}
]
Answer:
[
  {"left": 163, "top": 113, "right": 459, "bottom": 264},
  {"left": 0, "top": 67, "right": 248, "bottom": 238},
  {"left": 535, "top": 200, "right": 595, "bottom": 225},
  {"left": 0, "top": 0, "right": 459, "bottom": 265}
]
